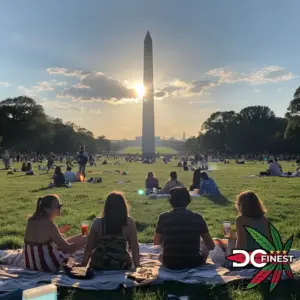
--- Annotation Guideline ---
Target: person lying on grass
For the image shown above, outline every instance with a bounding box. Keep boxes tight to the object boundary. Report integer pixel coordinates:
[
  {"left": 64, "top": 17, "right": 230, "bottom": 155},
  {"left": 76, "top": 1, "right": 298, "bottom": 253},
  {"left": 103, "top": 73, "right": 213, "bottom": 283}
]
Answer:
[
  {"left": 81, "top": 192, "right": 140, "bottom": 270},
  {"left": 24, "top": 194, "right": 88, "bottom": 273},
  {"left": 158, "top": 171, "right": 184, "bottom": 194},
  {"left": 154, "top": 187, "right": 215, "bottom": 269}
]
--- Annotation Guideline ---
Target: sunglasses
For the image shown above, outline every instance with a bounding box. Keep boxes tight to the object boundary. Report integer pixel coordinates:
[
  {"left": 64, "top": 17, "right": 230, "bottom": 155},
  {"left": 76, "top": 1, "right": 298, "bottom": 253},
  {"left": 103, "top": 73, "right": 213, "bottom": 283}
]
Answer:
[{"left": 57, "top": 203, "right": 63, "bottom": 210}]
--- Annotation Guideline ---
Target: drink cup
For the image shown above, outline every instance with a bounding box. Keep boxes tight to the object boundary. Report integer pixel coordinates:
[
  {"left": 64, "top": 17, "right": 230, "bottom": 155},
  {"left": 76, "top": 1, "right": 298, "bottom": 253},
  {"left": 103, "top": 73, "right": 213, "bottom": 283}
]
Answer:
[
  {"left": 223, "top": 221, "right": 231, "bottom": 238},
  {"left": 81, "top": 221, "right": 89, "bottom": 236}
]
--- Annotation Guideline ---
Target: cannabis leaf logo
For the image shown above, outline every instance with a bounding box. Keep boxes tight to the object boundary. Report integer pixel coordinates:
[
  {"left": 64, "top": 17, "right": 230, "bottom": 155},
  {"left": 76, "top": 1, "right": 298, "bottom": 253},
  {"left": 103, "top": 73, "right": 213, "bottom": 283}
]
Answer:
[{"left": 245, "top": 222, "right": 293, "bottom": 291}]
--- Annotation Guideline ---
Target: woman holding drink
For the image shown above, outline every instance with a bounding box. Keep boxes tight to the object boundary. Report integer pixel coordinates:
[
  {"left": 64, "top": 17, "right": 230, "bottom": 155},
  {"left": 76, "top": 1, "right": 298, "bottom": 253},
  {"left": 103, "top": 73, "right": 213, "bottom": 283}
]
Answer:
[{"left": 24, "top": 194, "right": 88, "bottom": 273}]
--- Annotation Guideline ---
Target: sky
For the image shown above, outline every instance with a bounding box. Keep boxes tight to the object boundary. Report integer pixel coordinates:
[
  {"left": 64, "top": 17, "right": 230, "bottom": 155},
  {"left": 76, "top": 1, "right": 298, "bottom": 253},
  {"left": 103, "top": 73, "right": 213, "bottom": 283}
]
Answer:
[{"left": 1, "top": 0, "right": 300, "bottom": 140}]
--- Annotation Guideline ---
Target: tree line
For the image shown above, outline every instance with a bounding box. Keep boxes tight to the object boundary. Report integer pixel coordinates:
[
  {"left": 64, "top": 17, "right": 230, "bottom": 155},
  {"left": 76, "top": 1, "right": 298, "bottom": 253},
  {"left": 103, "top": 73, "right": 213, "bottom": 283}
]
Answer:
[
  {"left": 185, "top": 87, "right": 300, "bottom": 154},
  {"left": 0, "top": 96, "right": 110, "bottom": 154}
]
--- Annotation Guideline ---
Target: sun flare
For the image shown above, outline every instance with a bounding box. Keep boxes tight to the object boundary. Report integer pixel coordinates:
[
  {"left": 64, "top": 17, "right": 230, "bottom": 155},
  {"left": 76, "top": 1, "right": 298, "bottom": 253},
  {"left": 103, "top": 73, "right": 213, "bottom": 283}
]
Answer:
[{"left": 134, "top": 83, "right": 145, "bottom": 98}]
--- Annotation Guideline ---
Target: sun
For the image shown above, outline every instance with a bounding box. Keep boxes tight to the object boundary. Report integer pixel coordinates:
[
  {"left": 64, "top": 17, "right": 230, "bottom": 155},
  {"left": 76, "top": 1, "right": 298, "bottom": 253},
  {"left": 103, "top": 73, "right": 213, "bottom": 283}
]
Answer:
[{"left": 134, "top": 83, "right": 145, "bottom": 98}]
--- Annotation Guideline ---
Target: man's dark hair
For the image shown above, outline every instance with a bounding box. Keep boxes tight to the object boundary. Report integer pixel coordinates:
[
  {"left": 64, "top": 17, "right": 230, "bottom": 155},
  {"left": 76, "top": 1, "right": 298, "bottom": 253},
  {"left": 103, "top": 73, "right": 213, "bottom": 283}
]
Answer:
[
  {"left": 170, "top": 171, "right": 177, "bottom": 180},
  {"left": 67, "top": 167, "right": 72, "bottom": 171},
  {"left": 200, "top": 172, "right": 209, "bottom": 180},
  {"left": 169, "top": 187, "right": 191, "bottom": 208}
]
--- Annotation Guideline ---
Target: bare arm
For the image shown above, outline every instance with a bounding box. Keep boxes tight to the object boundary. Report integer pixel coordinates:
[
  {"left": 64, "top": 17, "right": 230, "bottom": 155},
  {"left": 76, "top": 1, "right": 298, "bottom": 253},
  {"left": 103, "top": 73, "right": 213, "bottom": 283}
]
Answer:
[
  {"left": 153, "top": 233, "right": 162, "bottom": 245},
  {"left": 201, "top": 232, "right": 215, "bottom": 250},
  {"left": 82, "top": 220, "right": 99, "bottom": 266},
  {"left": 127, "top": 219, "right": 140, "bottom": 267},
  {"left": 236, "top": 217, "right": 247, "bottom": 249},
  {"left": 158, "top": 181, "right": 169, "bottom": 194},
  {"left": 49, "top": 223, "right": 87, "bottom": 254}
]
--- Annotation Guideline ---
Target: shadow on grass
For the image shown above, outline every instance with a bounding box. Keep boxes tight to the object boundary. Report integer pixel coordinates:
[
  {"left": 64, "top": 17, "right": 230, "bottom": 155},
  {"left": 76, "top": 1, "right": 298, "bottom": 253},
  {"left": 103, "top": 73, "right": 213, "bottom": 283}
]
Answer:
[
  {"left": 58, "top": 282, "right": 233, "bottom": 300},
  {"left": 57, "top": 278, "right": 300, "bottom": 300},
  {"left": 204, "top": 195, "right": 231, "bottom": 206},
  {"left": 31, "top": 186, "right": 53, "bottom": 192},
  {"left": 135, "top": 221, "right": 148, "bottom": 232}
]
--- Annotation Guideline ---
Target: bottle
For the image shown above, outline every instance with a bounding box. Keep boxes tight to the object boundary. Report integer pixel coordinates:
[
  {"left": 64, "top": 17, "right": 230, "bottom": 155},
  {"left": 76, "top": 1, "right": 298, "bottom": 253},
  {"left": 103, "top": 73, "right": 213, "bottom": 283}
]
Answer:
[{"left": 68, "top": 182, "right": 72, "bottom": 188}]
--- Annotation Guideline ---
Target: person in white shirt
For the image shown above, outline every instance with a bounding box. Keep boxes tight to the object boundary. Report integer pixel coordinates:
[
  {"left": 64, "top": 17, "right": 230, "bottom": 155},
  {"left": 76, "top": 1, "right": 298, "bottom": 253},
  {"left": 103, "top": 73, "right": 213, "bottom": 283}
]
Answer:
[
  {"left": 290, "top": 167, "right": 300, "bottom": 177},
  {"left": 64, "top": 167, "right": 78, "bottom": 183},
  {"left": 260, "top": 159, "right": 284, "bottom": 177}
]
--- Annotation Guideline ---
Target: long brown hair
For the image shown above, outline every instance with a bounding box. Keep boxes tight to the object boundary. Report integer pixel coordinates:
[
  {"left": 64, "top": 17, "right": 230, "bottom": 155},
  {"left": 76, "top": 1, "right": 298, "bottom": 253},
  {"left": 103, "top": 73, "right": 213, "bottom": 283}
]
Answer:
[
  {"left": 102, "top": 192, "right": 129, "bottom": 234},
  {"left": 30, "top": 194, "right": 61, "bottom": 220},
  {"left": 236, "top": 191, "right": 266, "bottom": 219}
]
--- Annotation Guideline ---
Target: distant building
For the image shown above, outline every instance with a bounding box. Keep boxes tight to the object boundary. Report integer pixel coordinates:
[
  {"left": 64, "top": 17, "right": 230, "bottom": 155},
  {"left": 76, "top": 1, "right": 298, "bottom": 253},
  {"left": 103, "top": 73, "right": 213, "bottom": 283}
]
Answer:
[{"left": 136, "top": 136, "right": 160, "bottom": 147}]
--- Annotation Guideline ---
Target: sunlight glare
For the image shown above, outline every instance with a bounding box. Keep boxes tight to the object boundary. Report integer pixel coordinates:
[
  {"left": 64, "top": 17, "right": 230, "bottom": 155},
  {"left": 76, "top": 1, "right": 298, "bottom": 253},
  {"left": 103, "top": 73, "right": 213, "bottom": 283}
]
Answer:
[{"left": 134, "top": 83, "right": 145, "bottom": 98}]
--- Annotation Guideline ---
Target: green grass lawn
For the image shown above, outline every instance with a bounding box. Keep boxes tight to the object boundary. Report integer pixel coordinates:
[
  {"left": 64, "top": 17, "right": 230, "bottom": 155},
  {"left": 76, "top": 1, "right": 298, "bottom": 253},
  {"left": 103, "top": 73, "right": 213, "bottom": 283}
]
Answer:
[
  {"left": 1, "top": 160, "right": 300, "bottom": 299},
  {"left": 117, "top": 146, "right": 178, "bottom": 154}
]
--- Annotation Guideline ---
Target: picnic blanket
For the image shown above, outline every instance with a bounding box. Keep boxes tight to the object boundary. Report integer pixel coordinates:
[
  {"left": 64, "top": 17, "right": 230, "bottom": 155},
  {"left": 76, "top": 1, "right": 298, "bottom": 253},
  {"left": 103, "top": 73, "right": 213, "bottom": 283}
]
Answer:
[{"left": 0, "top": 244, "right": 299, "bottom": 291}]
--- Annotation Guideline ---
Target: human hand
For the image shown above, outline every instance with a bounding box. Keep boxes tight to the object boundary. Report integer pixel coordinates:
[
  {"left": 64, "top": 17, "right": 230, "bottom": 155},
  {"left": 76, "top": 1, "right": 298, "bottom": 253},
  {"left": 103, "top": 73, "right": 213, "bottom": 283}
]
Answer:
[{"left": 59, "top": 224, "right": 72, "bottom": 234}]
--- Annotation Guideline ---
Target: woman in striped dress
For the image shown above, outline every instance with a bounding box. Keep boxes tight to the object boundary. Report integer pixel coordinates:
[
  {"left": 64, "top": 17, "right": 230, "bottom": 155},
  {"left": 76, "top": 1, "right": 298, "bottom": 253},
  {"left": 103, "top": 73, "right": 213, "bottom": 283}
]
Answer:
[{"left": 24, "top": 194, "right": 88, "bottom": 273}]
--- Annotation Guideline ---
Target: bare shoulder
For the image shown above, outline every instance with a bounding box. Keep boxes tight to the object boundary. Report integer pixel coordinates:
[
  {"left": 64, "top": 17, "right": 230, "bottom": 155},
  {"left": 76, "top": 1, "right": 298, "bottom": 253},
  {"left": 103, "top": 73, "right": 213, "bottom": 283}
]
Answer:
[
  {"left": 235, "top": 215, "right": 245, "bottom": 224},
  {"left": 127, "top": 216, "right": 136, "bottom": 225}
]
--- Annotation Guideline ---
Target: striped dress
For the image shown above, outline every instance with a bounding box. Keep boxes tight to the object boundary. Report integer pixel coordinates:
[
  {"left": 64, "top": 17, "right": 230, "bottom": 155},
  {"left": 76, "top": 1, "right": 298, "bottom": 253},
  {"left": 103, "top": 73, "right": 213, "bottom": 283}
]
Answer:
[{"left": 23, "top": 240, "right": 69, "bottom": 273}]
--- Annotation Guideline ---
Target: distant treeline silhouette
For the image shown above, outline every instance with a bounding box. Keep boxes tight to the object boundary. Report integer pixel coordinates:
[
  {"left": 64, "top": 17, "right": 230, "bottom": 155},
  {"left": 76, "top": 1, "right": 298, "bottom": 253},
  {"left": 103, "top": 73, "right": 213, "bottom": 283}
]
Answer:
[
  {"left": 185, "top": 87, "right": 300, "bottom": 154},
  {"left": 0, "top": 96, "right": 110, "bottom": 153}
]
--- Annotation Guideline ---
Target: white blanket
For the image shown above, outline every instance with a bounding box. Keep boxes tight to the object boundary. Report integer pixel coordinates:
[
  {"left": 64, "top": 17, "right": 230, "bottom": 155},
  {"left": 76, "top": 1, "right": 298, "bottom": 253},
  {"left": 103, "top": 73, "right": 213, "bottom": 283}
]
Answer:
[{"left": 0, "top": 244, "right": 299, "bottom": 291}]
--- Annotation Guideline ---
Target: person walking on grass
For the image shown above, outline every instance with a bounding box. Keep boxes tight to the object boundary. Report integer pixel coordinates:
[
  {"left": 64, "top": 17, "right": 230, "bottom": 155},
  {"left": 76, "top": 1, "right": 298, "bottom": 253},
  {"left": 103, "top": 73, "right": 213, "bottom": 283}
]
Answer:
[{"left": 77, "top": 146, "right": 88, "bottom": 178}]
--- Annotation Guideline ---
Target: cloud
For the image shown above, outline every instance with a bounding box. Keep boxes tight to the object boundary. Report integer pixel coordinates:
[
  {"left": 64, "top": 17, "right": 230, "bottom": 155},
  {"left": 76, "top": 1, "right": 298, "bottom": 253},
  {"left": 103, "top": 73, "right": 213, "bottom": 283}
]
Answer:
[
  {"left": 155, "top": 65, "right": 295, "bottom": 100},
  {"left": 60, "top": 72, "right": 137, "bottom": 103},
  {"left": 155, "top": 80, "right": 215, "bottom": 99},
  {"left": 207, "top": 65, "right": 296, "bottom": 85},
  {"left": 47, "top": 67, "right": 89, "bottom": 77},
  {"left": 18, "top": 80, "right": 67, "bottom": 97},
  {"left": 44, "top": 65, "right": 296, "bottom": 104},
  {"left": 0, "top": 82, "right": 11, "bottom": 87}
]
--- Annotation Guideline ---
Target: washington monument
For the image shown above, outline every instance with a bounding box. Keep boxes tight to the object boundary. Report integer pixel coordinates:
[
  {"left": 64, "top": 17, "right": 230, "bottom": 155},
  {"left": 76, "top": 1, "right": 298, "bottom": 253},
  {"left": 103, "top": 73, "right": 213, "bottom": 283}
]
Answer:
[{"left": 142, "top": 31, "right": 155, "bottom": 159}]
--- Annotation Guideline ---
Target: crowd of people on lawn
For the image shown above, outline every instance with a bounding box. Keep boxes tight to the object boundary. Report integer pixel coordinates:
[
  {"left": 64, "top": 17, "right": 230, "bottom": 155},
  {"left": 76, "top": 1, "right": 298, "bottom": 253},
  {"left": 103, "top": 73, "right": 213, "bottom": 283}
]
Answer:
[
  {"left": 0, "top": 148, "right": 297, "bottom": 274},
  {"left": 24, "top": 185, "right": 268, "bottom": 273}
]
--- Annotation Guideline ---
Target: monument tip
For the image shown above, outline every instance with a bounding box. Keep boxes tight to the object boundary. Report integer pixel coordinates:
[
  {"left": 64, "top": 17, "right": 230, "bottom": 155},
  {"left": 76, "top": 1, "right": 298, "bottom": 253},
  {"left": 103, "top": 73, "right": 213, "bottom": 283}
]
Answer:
[{"left": 145, "top": 31, "right": 152, "bottom": 41}]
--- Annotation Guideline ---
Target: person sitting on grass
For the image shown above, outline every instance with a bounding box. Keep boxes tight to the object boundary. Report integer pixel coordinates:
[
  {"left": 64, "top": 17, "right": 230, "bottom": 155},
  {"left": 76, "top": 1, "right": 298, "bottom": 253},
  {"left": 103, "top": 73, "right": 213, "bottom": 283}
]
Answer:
[
  {"left": 21, "top": 162, "right": 27, "bottom": 172},
  {"left": 189, "top": 168, "right": 201, "bottom": 191},
  {"left": 153, "top": 187, "right": 215, "bottom": 269},
  {"left": 53, "top": 166, "right": 66, "bottom": 187},
  {"left": 290, "top": 166, "right": 300, "bottom": 177},
  {"left": 82, "top": 192, "right": 140, "bottom": 270},
  {"left": 158, "top": 171, "right": 184, "bottom": 194},
  {"left": 235, "top": 191, "right": 270, "bottom": 251},
  {"left": 24, "top": 194, "right": 88, "bottom": 273},
  {"left": 26, "top": 162, "right": 34, "bottom": 175},
  {"left": 64, "top": 166, "right": 78, "bottom": 183},
  {"left": 145, "top": 172, "right": 160, "bottom": 195},
  {"left": 199, "top": 172, "right": 220, "bottom": 195},
  {"left": 260, "top": 159, "right": 283, "bottom": 176}
]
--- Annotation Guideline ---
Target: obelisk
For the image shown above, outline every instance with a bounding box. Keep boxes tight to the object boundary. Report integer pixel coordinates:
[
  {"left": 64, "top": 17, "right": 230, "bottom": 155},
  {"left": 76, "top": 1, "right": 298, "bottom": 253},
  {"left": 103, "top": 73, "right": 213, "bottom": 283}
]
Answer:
[{"left": 142, "top": 31, "right": 155, "bottom": 159}]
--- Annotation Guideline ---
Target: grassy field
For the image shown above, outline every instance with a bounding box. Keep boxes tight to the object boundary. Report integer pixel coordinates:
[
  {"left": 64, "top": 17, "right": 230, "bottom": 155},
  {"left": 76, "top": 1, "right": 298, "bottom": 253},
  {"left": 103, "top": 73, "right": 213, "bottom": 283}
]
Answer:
[
  {"left": 1, "top": 160, "right": 300, "bottom": 299},
  {"left": 117, "top": 146, "right": 178, "bottom": 155}
]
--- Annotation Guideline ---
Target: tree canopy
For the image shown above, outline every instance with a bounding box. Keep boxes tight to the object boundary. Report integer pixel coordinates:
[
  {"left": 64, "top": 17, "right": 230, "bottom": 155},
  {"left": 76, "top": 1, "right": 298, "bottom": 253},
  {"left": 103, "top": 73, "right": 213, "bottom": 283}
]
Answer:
[
  {"left": 186, "top": 87, "right": 300, "bottom": 154},
  {"left": 0, "top": 96, "right": 110, "bottom": 153}
]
